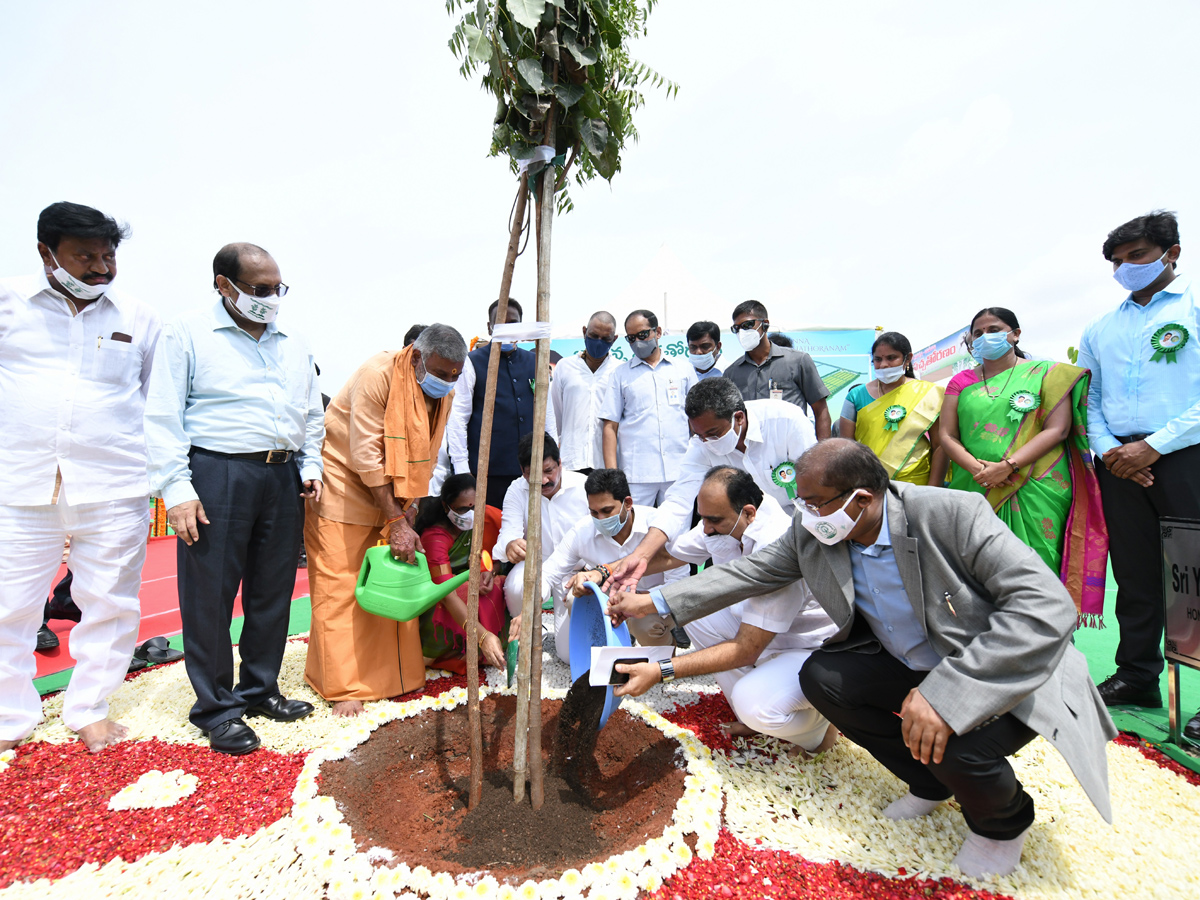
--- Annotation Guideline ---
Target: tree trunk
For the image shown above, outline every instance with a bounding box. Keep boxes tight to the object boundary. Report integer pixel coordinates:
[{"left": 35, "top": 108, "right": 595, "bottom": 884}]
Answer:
[
  {"left": 465, "top": 171, "right": 530, "bottom": 810},
  {"left": 512, "top": 113, "right": 557, "bottom": 807}
]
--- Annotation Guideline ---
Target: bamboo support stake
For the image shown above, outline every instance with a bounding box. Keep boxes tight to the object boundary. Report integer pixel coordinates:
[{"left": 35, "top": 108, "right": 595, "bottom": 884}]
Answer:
[{"left": 465, "top": 171, "right": 530, "bottom": 811}]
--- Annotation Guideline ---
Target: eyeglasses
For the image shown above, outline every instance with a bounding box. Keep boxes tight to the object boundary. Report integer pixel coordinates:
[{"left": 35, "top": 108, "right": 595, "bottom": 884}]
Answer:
[
  {"left": 731, "top": 318, "right": 766, "bottom": 333},
  {"left": 797, "top": 488, "right": 852, "bottom": 516},
  {"left": 586, "top": 334, "right": 617, "bottom": 344},
  {"left": 234, "top": 278, "right": 289, "bottom": 298},
  {"left": 626, "top": 329, "right": 655, "bottom": 343}
]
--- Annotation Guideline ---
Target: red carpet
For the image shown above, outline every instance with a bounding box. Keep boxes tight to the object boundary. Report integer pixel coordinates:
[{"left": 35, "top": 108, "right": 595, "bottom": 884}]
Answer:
[{"left": 34, "top": 536, "right": 310, "bottom": 680}]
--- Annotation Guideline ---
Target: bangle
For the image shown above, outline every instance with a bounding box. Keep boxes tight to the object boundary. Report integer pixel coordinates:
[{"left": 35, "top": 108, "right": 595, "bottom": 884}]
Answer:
[
  {"left": 593, "top": 564, "right": 611, "bottom": 580},
  {"left": 1005, "top": 457, "right": 1019, "bottom": 473}
]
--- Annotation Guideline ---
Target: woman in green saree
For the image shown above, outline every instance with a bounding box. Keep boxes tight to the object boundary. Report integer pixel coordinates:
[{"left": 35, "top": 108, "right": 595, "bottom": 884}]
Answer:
[
  {"left": 839, "top": 331, "right": 947, "bottom": 486},
  {"left": 941, "top": 308, "right": 1108, "bottom": 625}
]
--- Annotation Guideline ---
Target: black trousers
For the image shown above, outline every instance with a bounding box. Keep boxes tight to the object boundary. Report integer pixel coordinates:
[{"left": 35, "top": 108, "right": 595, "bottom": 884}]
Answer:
[
  {"left": 800, "top": 643, "right": 1037, "bottom": 840},
  {"left": 177, "top": 449, "right": 303, "bottom": 732},
  {"left": 1096, "top": 443, "right": 1200, "bottom": 687},
  {"left": 485, "top": 474, "right": 517, "bottom": 511}
]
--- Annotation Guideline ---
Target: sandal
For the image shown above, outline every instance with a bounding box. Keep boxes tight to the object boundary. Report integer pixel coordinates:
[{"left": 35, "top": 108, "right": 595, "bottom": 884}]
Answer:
[{"left": 133, "top": 636, "right": 184, "bottom": 666}]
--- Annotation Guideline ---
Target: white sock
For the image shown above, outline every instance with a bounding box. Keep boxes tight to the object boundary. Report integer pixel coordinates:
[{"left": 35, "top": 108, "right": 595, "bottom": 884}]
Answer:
[
  {"left": 882, "top": 791, "right": 945, "bottom": 820},
  {"left": 953, "top": 827, "right": 1030, "bottom": 878}
]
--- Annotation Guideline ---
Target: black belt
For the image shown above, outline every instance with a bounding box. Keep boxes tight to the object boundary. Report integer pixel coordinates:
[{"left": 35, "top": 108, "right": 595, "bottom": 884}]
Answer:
[
  {"left": 1116, "top": 434, "right": 1152, "bottom": 444},
  {"left": 194, "top": 447, "right": 294, "bottom": 464}
]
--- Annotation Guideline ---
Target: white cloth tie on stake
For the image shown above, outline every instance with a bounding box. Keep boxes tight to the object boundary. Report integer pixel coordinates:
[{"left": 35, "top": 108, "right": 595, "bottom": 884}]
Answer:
[
  {"left": 516, "top": 145, "right": 555, "bottom": 175},
  {"left": 490, "top": 321, "right": 554, "bottom": 342}
]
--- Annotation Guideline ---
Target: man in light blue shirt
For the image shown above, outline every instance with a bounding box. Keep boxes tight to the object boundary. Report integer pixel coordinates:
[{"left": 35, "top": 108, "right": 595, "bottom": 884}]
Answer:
[
  {"left": 1078, "top": 210, "right": 1200, "bottom": 737},
  {"left": 144, "top": 242, "right": 325, "bottom": 755}
]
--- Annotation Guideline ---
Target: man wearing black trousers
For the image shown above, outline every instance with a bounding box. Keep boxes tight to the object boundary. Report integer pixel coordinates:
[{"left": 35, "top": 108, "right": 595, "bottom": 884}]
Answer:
[
  {"left": 144, "top": 242, "right": 325, "bottom": 755},
  {"left": 1078, "top": 210, "right": 1200, "bottom": 739}
]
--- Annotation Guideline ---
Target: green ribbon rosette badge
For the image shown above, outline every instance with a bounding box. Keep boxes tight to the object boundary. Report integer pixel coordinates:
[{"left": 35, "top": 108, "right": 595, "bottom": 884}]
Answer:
[
  {"left": 1007, "top": 389, "right": 1041, "bottom": 422},
  {"left": 882, "top": 405, "right": 907, "bottom": 432},
  {"left": 771, "top": 461, "right": 798, "bottom": 500},
  {"left": 1150, "top": 323, "right": 1189, "bottom": 363}
]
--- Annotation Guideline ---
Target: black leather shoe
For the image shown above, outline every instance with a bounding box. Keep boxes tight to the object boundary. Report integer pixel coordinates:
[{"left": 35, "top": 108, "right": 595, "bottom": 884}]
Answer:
[
  {"left": 245, "top": 694, "right": 315, "bottom": 722},
  {"left": 36, "top": 624, "right": 59, "bottom": 651},
  {"left": 1096, "top": 674, "right": 1163, "bottom": 708},
  {"left": 203, "top": 718, "right": 260, "bottom": 755},
  {"left": 1185, "top": 711, "right": 1200, "bottom": 741}
]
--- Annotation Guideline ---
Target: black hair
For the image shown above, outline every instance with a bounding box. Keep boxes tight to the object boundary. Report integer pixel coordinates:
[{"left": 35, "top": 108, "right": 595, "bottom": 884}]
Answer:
[
  {"left": 37, "top": 202, "right": 129, "bottom": 253},
  {"left": 684, "top": 377, "right": 746, "bottom": 420},
  {"left": 871, "top": 331, "right": 916, "bottom": 377},
  {"left": 587, "top": 310, "right": 617, "bottom": 330},
  {"left": 624, "top": 309, "right": 658, "bottom": 330},
  {"left": 584, "top": 468, "right": 631, "bottom": 503},
  {"left": 732, "top": 299, "right": 768, "bottom": 321},
  {"left": 795, "top": 439, "right": 889, "bottom": 495},
  {"left": 1102, "top": 210, "right": 1180, "bottom": 263},
  {"left": 686, "top": 320, "right": 721, "bottom": 344},
  {"left": 767, "top": 332, "right": 793, "bottom": 348},
  {"left": 414, "top": 473, "right": 476, "bottom": 533},
  {"left": 212, "top": 242, "right": 270, "bottom": 290},
  {"left": 518, "top": 431, "right": 560, "bottom": 469},
  {"left": 967, "top": 308, "right": 1029, "bottom": 359},
  {"left": 703, "top": 466, "right": 763, "bottom": 512},
  {"left": 549, "top": 350, "right": 563, "bottom": 364},
  {"left": 404, "top": 324, "right": 427, "bottom": 347},
  {"left": 489, "top": 297, "right": 523, "bottom": 322}
]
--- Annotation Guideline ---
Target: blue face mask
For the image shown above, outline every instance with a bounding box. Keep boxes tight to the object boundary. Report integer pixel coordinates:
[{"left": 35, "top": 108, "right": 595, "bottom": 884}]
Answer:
[
  {"left": 1113, "top": 251, "right": 1168, "bottom": 292},
  {"left": 499, "top": 342, "right": 517, "bottom": 352},
  {"left": 688, "top": 350, "right": 716, "bottom": 371},
  {"left": 593, "top": 505, "right": 627, "bottom": 537},
  {"left": 417, "top": 359, "right": 455, "bottom": 399},
  {"left": 584, "top": 337, "right": 612, "bottom": 359},
  {"left": 970, "top": 331, "right": 1014, "bottom": 363}
]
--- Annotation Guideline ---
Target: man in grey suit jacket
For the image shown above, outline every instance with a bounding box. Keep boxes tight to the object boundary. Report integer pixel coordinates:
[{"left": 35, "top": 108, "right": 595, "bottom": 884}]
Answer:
[{"left": 609, "top": 440, "right": 1116, "bottom": 879}]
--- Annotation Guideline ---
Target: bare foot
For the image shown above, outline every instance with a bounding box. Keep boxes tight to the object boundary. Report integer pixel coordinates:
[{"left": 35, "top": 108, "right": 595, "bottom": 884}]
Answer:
[
  {"left": 719, "top": 721, "right": 760, "bottom": 738},
  {"left": 332, "top": 700, "right": 364, "bottom": 718},
  {"left": 0, "top": 739, "right": 19, "bottom": 753},
  {"left": 785, "top": 724, "right": 840, "bottom": 760},
  {"left": 76, "top": 719, "right": 129, "bottom": 752}
]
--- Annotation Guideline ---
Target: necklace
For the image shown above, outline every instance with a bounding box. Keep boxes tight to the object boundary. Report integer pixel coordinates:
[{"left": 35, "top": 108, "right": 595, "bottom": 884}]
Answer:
[{"left": 981, "top": 360, "right": 1017, "bottom": 398}]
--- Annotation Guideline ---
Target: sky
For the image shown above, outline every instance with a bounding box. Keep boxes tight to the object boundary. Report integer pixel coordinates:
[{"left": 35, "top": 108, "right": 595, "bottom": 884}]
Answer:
[{"left": 2, "top": 0, "right": 1198, "bottom": 390}]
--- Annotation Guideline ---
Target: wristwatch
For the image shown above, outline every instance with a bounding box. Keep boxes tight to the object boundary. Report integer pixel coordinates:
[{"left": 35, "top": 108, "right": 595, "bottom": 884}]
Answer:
[{"left": 658, "top": 660, "right": 676, "bottom": 683}]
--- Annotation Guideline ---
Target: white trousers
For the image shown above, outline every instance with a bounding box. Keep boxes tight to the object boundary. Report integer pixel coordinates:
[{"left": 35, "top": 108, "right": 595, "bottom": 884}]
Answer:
[
  {"left": 628, "top": 481, "right": 673, "bottom": 507},
  {"left": 0, "top": 489, "right": 148, "bottom": 739},
  {"left": 504, "top": 560, "right": 530, "bottom": 618},
  {"left": 686, "top": 607, "right": 830, "bottom": 752}
]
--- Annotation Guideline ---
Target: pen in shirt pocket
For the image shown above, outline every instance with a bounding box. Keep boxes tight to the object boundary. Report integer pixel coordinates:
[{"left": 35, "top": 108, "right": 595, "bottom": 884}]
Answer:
[{"left": 944, "top": 591, "right": 957, "bottom": 616}]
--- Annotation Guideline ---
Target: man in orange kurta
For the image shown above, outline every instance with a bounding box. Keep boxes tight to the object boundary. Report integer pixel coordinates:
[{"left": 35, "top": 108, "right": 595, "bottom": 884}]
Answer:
[{"left": 304, "top": 325, "right": 467, "bottom": 716}]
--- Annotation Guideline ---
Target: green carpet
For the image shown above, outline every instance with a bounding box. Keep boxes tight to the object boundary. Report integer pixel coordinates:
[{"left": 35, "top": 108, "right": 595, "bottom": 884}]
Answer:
[{"left": 33, "top": 596, "right": 313, "bottom": 697}]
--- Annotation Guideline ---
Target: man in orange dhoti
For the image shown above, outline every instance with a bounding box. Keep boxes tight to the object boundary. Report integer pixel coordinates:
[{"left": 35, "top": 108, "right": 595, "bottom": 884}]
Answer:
[{"left": 305, "top": 324, "right": 468, "bottom": 716}]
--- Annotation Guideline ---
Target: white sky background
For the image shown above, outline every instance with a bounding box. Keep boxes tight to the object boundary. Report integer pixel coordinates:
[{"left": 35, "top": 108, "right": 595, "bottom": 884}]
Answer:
[{"left": 2, "top": 0, "right": 1197, "bottom": 390}]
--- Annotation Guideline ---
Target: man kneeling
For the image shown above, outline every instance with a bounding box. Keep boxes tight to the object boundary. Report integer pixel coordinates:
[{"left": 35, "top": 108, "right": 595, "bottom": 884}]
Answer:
[
  {"left": 609, "top": 440, "right": 1116, "bottom": 878},
  {"left": 587, "top": 466, "right": 839, "bottom": 756}
]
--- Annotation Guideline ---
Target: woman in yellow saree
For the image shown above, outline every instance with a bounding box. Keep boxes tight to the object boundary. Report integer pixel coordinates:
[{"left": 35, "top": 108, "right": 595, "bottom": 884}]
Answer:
[
  {"left": 839, "top": 332, "right": 947, "bottom": 485},
  {"left": 941, "top": 308, "right": 1108, "bottom": 626}
]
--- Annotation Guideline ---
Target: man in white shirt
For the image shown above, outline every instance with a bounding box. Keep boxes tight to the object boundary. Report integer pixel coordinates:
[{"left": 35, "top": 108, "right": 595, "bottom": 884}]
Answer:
[
  {"left": 603, "top": 467, "right": 838, "bottom": 755},
  {"left": 550, "top": 310, "right": 619, "bottom": 473},
  {"left": 607, "top": 377, "right": 818, "bottom": 590},
  {"left": 0, "top": 202, "right": 161, "bottom": 753},
  {"left": 495, "top": 432, "right": 590, "bottom": 618},
  {"left": 536, "top": 469, "right": 679, "bottom": 665},
  {"left": 144, "top": 243, "right": 324, "bottom": 756},
  {"left": 600, "top": 310, "right": 698, "bottom": 506}
]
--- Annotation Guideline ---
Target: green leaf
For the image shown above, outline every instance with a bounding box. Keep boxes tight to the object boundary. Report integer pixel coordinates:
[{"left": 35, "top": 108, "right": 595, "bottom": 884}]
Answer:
[
  {"left": 562, "top": 31, "right": 598, "bottom": 65},
  {"left": 516, "top": 57, "right": 545, "bottom": 92},
  {"left": 506, "top": 0, "right": 546, "bottom": 30},
  {"left": 462, "top": 24, "right": 494, "bottom": 62},
  {"left": 552, "top": 82, "right": 585, "bottom": 107},
  {"left": 577, "top": 116, "right": 609, "bottom": 155}
]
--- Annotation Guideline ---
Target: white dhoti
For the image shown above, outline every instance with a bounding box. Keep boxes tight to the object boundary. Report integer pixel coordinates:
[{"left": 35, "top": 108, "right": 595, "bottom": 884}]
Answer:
[
  {"left": 685, "top": 606, "right": 830, "bottom": 752},
  {"left": 0, "top": 488, "right": 148, "bottom": 739}
]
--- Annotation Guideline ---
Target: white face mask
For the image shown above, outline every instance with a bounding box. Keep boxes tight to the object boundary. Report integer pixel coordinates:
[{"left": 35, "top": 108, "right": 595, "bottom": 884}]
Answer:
[
  {"left": 737, "top": 327, "right": 762, "bottom": 352},
  {"left": 227, "top": 281, "right": 281, "bottom": 323},
  {"left": 703, "top": 412, "right": 743, "bottom": 456},
  {"left": 797, "top": 489, "right": 868, "bottom": 545},
  {"left": 447, "top": 507, "right": 474, "bottom": 531},
  {"left": 47, "top": 251, "right": 110, "bottom": 301},
  {"left": 702, "top": 510, "right": 743, "bottom": 559},
  {"left": 875, "top": 364, "right": 906, "bottom": 384}
]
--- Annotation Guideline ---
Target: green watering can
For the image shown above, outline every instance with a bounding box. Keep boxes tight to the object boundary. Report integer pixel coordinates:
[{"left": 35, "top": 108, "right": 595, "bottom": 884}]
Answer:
[{"left": 355, "top": 545, "right": 488, "bottom": 622}]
